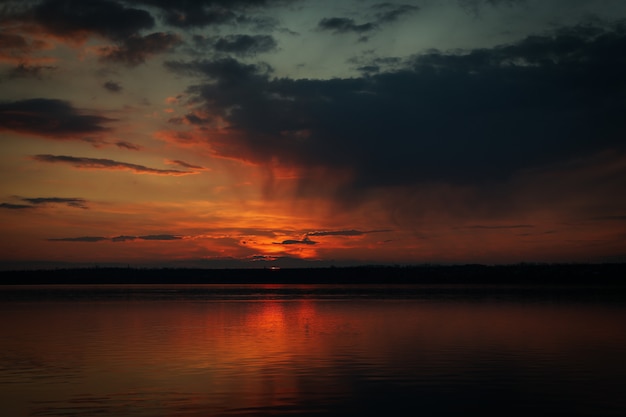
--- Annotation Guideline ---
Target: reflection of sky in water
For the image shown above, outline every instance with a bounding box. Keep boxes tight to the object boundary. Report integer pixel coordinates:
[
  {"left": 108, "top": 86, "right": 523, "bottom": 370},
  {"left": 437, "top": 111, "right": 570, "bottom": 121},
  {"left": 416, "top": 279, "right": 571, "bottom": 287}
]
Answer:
[{"left": 1, "top": 286, "right": 626, "bottom": 416}]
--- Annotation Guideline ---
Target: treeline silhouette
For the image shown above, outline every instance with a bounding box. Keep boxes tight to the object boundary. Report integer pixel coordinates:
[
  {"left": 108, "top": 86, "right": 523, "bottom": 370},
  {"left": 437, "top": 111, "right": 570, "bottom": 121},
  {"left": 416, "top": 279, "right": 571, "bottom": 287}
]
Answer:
[{"left": 2, "top": 263, "right": 625, "bottom": 285}]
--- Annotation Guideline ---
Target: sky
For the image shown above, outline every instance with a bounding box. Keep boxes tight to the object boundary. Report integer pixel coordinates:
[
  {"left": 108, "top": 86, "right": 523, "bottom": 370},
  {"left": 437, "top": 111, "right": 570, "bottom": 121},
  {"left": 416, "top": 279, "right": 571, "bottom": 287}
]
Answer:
[{"left": 1, "top": 0, "right": 625, "bottom": 269}]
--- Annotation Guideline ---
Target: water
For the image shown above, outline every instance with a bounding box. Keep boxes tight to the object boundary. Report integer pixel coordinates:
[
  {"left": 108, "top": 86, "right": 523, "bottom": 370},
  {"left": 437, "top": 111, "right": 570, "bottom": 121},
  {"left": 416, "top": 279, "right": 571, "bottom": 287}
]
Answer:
[{"left": 1, "top": 284, "right": 625, "bottom": 416}]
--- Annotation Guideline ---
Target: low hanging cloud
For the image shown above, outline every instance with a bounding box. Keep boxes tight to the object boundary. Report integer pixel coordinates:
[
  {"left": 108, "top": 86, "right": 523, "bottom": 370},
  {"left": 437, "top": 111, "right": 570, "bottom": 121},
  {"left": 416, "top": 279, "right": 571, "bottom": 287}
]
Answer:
[
  {"left": 278, "top": 236, "right": 317, "bottom": 245},
  {"left": 31, "top": 154, "right": 196, "bottom": 176},
  {"left": 49, "top": 234, "right": 183, "bottom": 242},
  {"left": 0, "top": 98, "right": 114, "bottom": 139}
]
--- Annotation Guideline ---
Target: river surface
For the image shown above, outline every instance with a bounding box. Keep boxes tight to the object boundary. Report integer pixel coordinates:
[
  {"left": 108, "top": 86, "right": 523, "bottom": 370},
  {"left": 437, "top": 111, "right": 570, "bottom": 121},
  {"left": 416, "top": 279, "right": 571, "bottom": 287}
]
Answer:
[{"left": 1, "top": 284, "right": 625, "bottom": 416}]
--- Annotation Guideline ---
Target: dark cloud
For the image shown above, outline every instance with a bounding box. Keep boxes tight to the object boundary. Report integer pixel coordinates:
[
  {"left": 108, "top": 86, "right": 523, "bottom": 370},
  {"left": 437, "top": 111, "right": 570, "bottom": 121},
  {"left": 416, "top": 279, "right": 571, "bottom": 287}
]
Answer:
[
  {"left": 307, "top": 230, "right": 365, "bottom": 237},
  {"left": 98, "top": 32, "right": 182, "bottom": 66},
  {"left": 50, "top": 234, "right": 183, "bottom": 242},
  {"left": 138, "top": 234, "right": 182, "bottom": 240},
  {"left": 371, "top": 3, "right": 419, "bottom": 23},
  {"left": 0, "top": 98, "right": 114, "bottom": 139},
  {"left": 6, "top": 63, "right": 56, "bottom": 79},
  {"left": 0, "top": 203, "right": 32, "bottom": 210},
  {"left": 132, "top": 0, "right": 293, "bottom": 28},
  {"left": 279, "top": 236, "right": 317, "bottom": 245},
  {"left": 103, "top": 80, "right": 122, "bottom": 92},
  {"left": 165, "top": 57, "right": 269, "bottom": 82},
  {"left": 30, "top": 0, "right": 155, "bottom": 41},
  {"left": 166, "top": 159, "right": 205, "bottom": 170},
  {"left": 318, "top": 17, "right": 377, "bottom": 34},
  {"left": 307, "top": 229, "right": 392, "bottom": 236},
  {"left": 458, "top": 0, "right": 525, "bottom": 15},
  {"left": 317, "top": 4, "right": 418, "bottom": 38},
  {"left": 210, "top": 34, "right": 278, "bottom": 56},
  {"left": 115, "top": 141, "right": 142, "bottom": 150},
  {"left": 31, "top": 154, "right": 195, "bottom": 176},
  {"left": 1, "top": 197, "right": 88, "bottom": 209},
  {"left": 166, "top": 21, "right": 626, "bottom": 198},
  {"left": 22, "top": 197, "right": 88, "bottom": 209}
]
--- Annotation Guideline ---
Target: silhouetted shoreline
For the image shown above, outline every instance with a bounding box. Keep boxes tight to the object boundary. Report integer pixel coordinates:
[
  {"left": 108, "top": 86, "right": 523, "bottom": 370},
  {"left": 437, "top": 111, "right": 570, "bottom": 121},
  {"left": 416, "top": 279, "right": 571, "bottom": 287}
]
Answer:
[{"left": 2, "top": 263, "right": 625, "bottom": 285}]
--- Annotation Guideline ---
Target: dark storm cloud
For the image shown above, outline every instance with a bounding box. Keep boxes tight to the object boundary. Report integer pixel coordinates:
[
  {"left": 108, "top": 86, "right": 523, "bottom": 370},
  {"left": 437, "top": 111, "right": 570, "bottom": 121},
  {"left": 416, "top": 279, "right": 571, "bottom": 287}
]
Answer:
[
  {"left": 31, "top": 154, "right": 194, "bottom": 176},
  {"left": 211, "top": 34, "right": 278, "bottom": 56},
  {"left": 98, "top": 32, "right": 182, "bottom": 66},
  {"left": 0, "top": 98, "right": 113, "bottom": 138},
  {"left": 30, "top": 0, "right": 155, "bottom": 41},
  {"left": 103, "top": 80, "right": 122, "bottom": 92},
  {"left": 167, "top": 21, "right": 626, "bottom": 194}
]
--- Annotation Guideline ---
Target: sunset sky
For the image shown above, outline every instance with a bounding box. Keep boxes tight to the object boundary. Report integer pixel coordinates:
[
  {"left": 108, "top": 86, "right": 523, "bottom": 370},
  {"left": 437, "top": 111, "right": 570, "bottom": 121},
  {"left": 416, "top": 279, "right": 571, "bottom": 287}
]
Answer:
[{"left": 1, "top": 0, "right": 625, "bottom": 269}]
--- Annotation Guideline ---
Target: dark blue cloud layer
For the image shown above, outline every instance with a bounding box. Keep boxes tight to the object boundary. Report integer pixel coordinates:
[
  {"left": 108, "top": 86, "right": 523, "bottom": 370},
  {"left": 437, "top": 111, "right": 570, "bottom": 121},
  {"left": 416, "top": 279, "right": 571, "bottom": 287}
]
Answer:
[{"left": 166, "top": 21, "right": 626, "bottom": 191}]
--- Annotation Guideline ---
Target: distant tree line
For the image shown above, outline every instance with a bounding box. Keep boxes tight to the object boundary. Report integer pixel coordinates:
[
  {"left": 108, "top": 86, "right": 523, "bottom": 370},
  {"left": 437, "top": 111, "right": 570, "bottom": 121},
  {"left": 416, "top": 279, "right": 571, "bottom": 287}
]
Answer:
[{"left": 1, "top": 263, "right": 625, "bottom": 285}]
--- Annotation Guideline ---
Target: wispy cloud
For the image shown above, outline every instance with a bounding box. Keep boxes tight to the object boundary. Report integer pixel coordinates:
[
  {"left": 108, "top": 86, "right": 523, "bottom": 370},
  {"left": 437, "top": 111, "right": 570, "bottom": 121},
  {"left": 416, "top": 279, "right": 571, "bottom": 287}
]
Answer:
[
  {"left": 23, "top": 197, "right": 88, "bottom": 209},
  {"left": 48, "top": 236, "right": 108, "bottom": 242},
  {"left": 49, "top": 234, "right": 184, "bottom": 243},
  {"left": 307, "top": 229, "right": 392, "bottom": 236},
  {"left": 115, "top": 141, "right": 143, "bottom": 150},
  {"left": 461, "top": 225, "right": 534, "bottom": 230},
  {"left": 32, "top": 154, "right": 196, "bottom": 176},
  {"left": 1, "top": 197, "right": 88, "bottom": 209},
  {"left": 165, "top": 159, "right": 206, "bottom": 170}
]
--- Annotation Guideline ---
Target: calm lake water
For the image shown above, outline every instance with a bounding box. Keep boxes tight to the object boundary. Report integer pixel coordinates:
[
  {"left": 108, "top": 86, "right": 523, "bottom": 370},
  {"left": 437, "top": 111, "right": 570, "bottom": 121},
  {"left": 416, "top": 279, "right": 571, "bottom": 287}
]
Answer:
[{"left": 1, "top": 284, "right": 626, "bottom": 416}]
